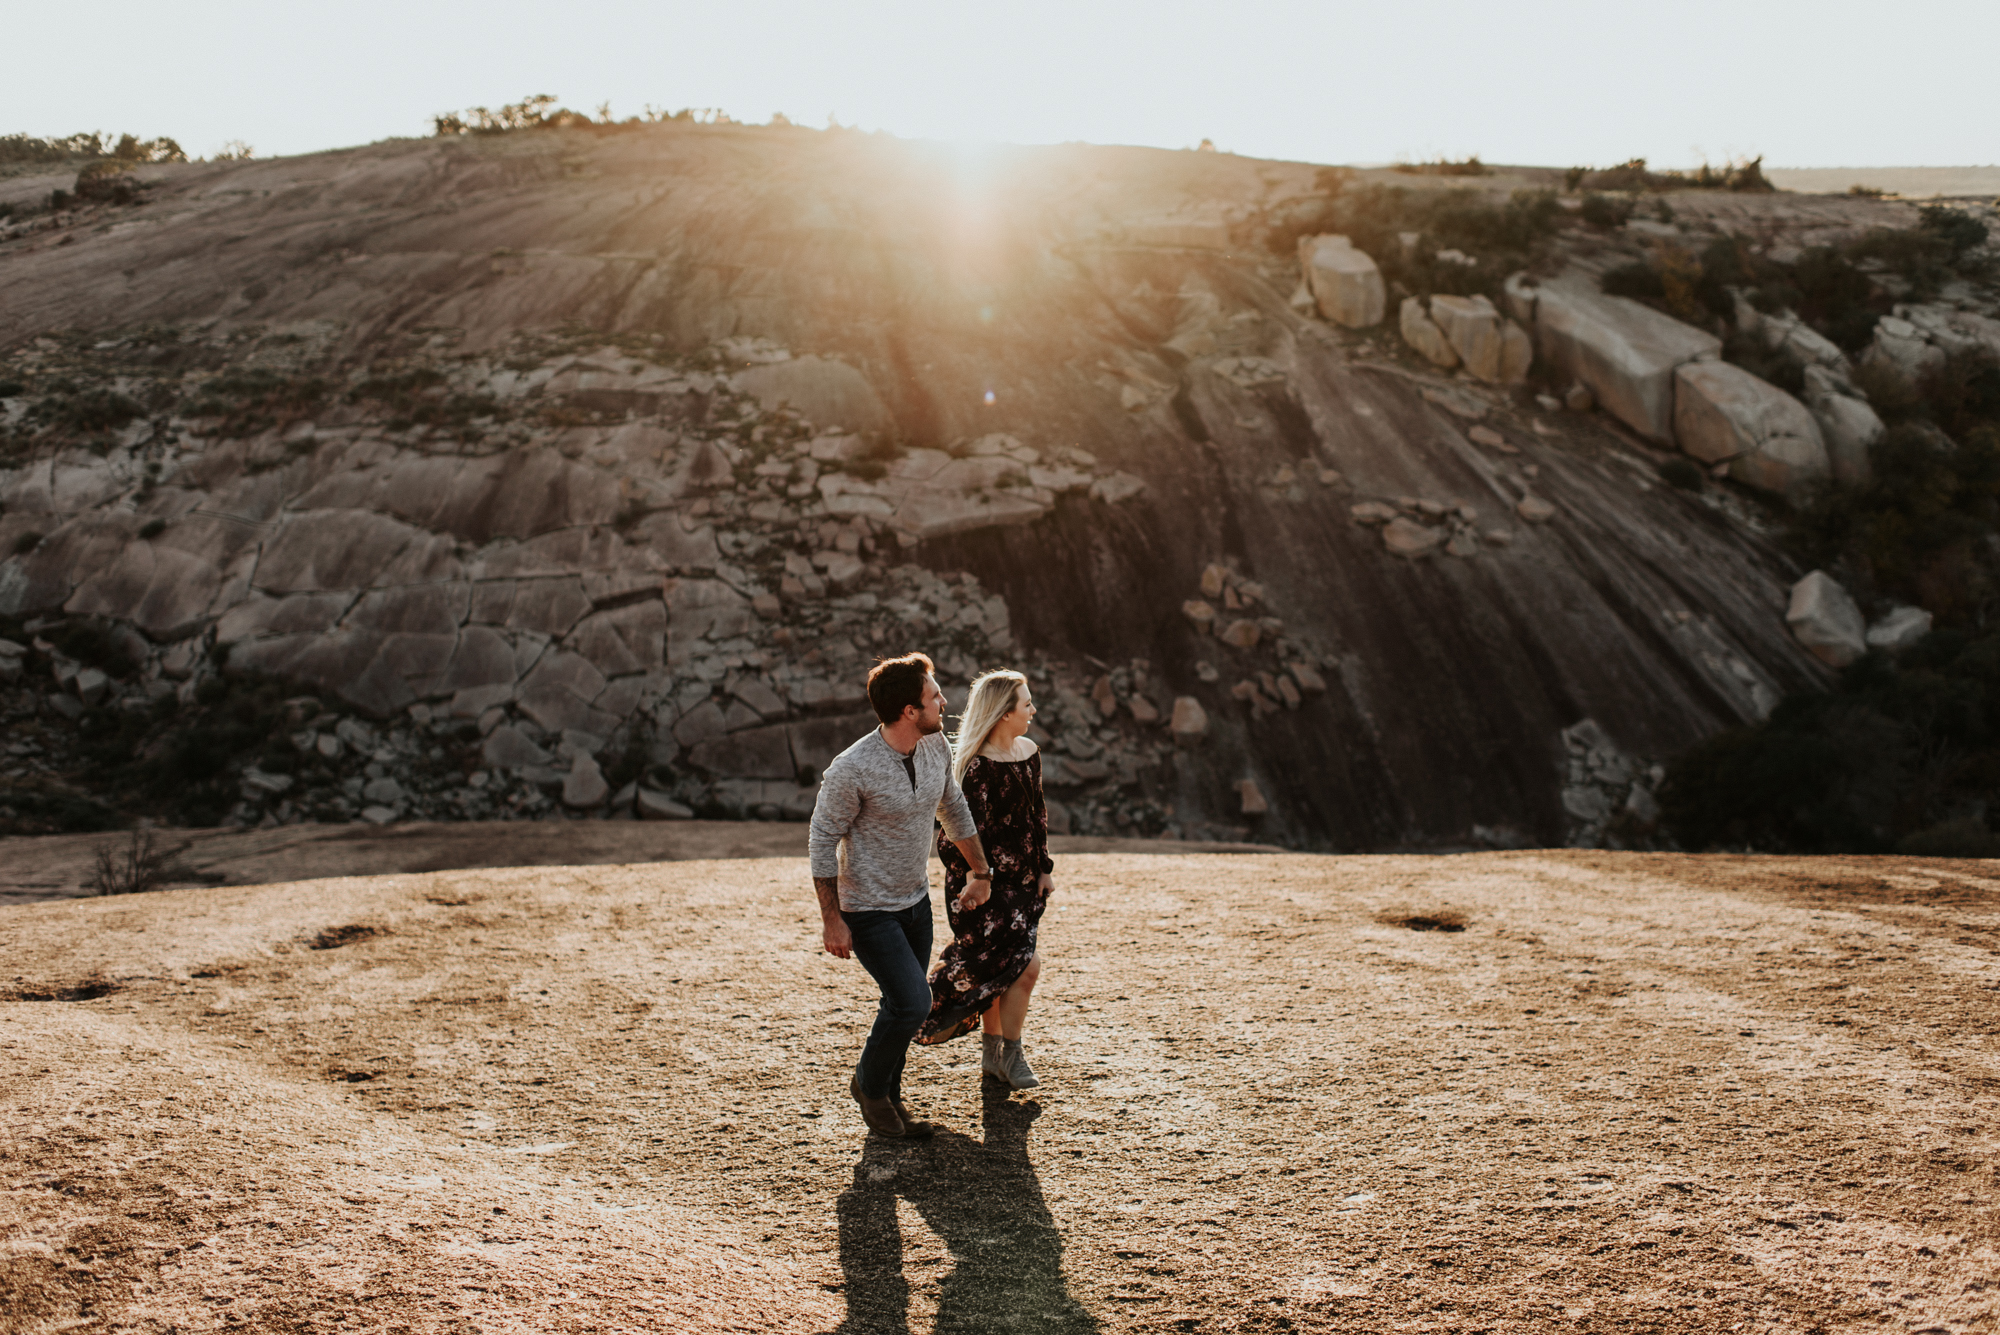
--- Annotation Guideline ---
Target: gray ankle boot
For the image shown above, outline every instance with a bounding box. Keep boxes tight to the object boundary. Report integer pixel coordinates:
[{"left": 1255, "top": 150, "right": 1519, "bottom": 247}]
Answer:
[
  {"left": 981, "top": 1033, "right": 1010, "bottom": 1082},
  {"left": 1002, "top": 1037, "right": 1040, "bottom": 1090}
]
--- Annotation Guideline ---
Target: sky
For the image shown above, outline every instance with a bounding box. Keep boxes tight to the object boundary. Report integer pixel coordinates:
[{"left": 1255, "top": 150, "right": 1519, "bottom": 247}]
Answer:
[{"left": 5, "top": 0, "right": 1993, "bottom": 169}]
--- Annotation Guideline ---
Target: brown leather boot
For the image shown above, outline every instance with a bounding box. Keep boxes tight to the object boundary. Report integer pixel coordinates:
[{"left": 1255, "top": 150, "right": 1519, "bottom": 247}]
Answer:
[
  {"left": 892, "top": 1095, "right": 936, "bottom": 1139},
  {"left": 849, "top": 1074, "right": 907, "bottom": 1137}
]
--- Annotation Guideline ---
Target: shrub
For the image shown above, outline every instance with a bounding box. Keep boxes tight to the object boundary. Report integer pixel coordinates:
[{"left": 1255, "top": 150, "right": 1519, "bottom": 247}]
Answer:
[
  {"left": 350, "top": 366, "right": 497, "bottom": 432},
  {"left": 180, "top": 368, "right": 327, "bottom": 437},
  {"left": 1578, "top": 192, "right": 1634, "bottom": 229},
  {"left": 44, "top": 618, "right": 142, "bottom": 677},
  {"left": 1918, "top": 205, "right": 1990, "bottom": 259},
  {"left": 1768, "top": 247, "right": 1884, "bottom": 351},
  {"left": 1299, "top": 184, "right": 1560, "bottom": 303},
  {"left": 0, "top": 132, "right": 185, "bottom": 165},
  {"left": 1785, "top": 420, "right": 2000, "bottom": 625},
  {"left": 1847, "top": 359, "right": 1923, "bottom": 422},
  {"left": 1600, "top": 260, "right": 1664, "bottom": 303},
  {"left": 1721, "top": 330, "right": 1806, "bottom": 396},
  {"left": 88, "top": 829, "right": 177, "bottom": 895},
  {"left": 431, "top": 94, "right": 626, "bottom": 137},
  {"left": 1575, "top": 156, "right": 1773, "bottom": 194},
  {"left": 1919, "top": 350, "right": 2000, "bottom": 443},
  {"left": 38, "top": 386, "right": 143, "bottom": 433},
  {"left": 1391, "top": 156, "right": 1492, "bottom": 177},
  {"left": 1601, "top": 237, "right": 1753, "bottom": 325},
  {"left": 1662, "top": 631, "right": 2000, "bottom": 853}
]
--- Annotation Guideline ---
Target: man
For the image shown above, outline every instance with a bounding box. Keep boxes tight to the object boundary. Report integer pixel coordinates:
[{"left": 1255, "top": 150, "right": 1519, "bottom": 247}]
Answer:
[{"left": 809, "top": 653, "right": 992, "bottom": 1139}]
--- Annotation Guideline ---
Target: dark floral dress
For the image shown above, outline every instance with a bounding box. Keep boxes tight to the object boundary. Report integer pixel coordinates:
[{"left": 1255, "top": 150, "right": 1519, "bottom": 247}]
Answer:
[{"left": 915, "top": 750, "right": 1055, "bottom": 1045}]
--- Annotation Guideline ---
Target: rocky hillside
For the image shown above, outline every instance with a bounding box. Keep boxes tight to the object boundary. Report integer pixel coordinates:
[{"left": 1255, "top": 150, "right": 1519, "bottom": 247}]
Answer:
[{"left": 0, "top": 125, "right": 1989, "bottom": 848}]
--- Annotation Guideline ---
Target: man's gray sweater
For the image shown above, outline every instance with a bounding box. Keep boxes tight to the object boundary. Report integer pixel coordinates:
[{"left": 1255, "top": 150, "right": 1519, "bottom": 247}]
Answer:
[{"left": 808, "top": 729, "right": 977, "bottom": 912}]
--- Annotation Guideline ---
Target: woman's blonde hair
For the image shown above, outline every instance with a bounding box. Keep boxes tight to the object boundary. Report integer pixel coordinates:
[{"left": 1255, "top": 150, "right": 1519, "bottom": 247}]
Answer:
[{"left": 950, "top": 668, "right": 1029, "bottom": 785}]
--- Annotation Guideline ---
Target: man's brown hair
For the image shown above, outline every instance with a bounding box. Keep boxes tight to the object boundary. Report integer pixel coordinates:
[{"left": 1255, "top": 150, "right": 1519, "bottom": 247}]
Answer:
[{"left": 867, "top": 652, "right": 935, "bottom": 725}]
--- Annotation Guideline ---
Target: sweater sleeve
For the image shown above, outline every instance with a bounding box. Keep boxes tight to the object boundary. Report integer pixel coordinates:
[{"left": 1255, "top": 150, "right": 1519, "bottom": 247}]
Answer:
[
  {"left": 936, "top": 747, "right": 977, "bottom": 844},
  {"left": 808, "top": 757, "right": 860, "bottom": 879}
]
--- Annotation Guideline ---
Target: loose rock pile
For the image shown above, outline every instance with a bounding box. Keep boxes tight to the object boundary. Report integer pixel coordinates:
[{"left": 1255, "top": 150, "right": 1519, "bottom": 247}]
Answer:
[{"left": 0, "top": 327, "right": 1166, "bottom": 835}]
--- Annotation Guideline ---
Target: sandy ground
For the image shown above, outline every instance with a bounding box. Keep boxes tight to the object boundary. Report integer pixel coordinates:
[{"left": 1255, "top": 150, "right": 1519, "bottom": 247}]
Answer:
[{"left": 5, "top": 850, "right": 2000, "bottom": 1333}]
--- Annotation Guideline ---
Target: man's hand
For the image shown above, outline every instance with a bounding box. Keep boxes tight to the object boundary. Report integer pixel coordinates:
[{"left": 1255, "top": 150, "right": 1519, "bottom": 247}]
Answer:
[{"left": 813, "top": 876, "right": 851, "bottom": 959}]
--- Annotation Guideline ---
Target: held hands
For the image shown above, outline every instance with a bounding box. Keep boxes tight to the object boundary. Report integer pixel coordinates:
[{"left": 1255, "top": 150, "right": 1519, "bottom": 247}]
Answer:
[
  {"left": 1039, "top": 872, "right": 1055, "bottom": 898},
  {"left": 955, "top": 870, "right": 994, "bottom": 912}
]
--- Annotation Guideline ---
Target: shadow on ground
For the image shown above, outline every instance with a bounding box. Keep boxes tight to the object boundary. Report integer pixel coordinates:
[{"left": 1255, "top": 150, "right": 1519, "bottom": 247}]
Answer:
[{"left": 836, "top": 1085, "right": 1098, "bottom": 1333}]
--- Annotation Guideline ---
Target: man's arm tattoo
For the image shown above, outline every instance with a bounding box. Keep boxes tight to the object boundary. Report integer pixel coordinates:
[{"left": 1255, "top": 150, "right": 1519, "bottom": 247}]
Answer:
[{"left": 813, "top": 877, "right": 841, "bottom": 916}]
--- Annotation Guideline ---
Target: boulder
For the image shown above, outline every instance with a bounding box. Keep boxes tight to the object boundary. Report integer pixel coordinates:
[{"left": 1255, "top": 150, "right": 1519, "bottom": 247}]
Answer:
[
  {"left": 1866, "top": 606, "right": 1932, "bottom": 653},
  {"left": 73, "top": 667, "right": 109, "bottom": 707},
  {"left": 1672, "top": 361, "right": 1830, "bottom": 499},
  {"left": 344, "top": 584, "right": 467, "bottom": 637},
  {"left": 1382, "top": 517, "right": 1445, "bottom": 556},
  {"left": 1499, "top": 320, "right": 1533, "bottom": 384},
  {"left": 515, "top": 649, "right": 614, "bottom": 735},
  {"left": 1298, "top": 235, "right": 1385, "bottom": 329},
  {"left": 1800, "top": 365, "right": 1883, "bottom": 486},
  {"left": 1430, "top": 295, "right": 1503, "bottom": 382},
  {"left": 1863, "top": 317, "right": 1945, "bottom": 380},
  {"left": 566, "top": 600, "right": 667, "bottom": 677},
  {"left": 1217, "top": 619, "right": 1261, "bottom": 649},
  {"left": 1169, "top": 696, "right": 1208, "bottom": 743},
  {"left": 1516, "top": 496, "right": 1556, "bottom": 523},
  {"left": 255, "top": 511, "right": 458, "bottom": 594},
  {"left": 636, "top": 787, "right": 693, "bottom": 820},
  {"left": 65, "top": 542, "right": 223, "bottom": 640},
  {"left": 663, "top": 579, "right": 756, "bottom": 664},
  {"left": 1786, "top": 570, "right": 1866, "bottom": 667},
  {"left": 1235, "top": 778, "right": 1268, "bottom": 816},
  {"left": 1761, "top": 310, "right": 1849, "bottom": 371},
  {"left": 1510, "top": 274, "right": 1721, "bottom": 444},
  {"left": 1350, "top": 501, "right": 1399, "bottom": 525},
  {"left": 787, "top": 713, "right": 877, "bottom": 779},
  {"left": 691, "top": 722, "right": 796, "bottom": 780},
  {"left": 483, "top": 723, "right": 552, "bottom": 769},
  {"left": 733, "top": 356, "right": 890, "bottom": 433},
  {"left": 1399, "top": 297, "right": 1457, "bottom": 369},
  {"left": 433, "top": 626, "right": 518, "bottom": 697},
  {"left": 1902, "top": 303, "right": 2000, "bottom": 360},
  {"left": 562, "top": 752, "right": 610, "bottom": 809},
  {"left": 363, "top": 776, "right": 405, "bottom": 805},
  {"left": 1181, "top": 598, "right": 1216, "bottom": 631}
]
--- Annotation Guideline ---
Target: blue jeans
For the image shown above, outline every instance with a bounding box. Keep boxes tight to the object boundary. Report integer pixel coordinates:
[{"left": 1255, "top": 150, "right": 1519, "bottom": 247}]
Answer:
[{"left": 843, "top": 895, "right": 934, "bottom": 1100}]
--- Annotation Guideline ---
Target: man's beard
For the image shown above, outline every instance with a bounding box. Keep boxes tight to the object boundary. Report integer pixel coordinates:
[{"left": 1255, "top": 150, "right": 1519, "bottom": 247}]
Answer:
[{"left": 917, "top": 709, "right": 945, "bottom": 736}]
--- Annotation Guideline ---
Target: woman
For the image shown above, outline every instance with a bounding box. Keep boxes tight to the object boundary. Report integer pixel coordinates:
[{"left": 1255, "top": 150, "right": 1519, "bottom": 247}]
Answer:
[{"left": 915, "top": 668, "right": 1055, "bottom": 1089}]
